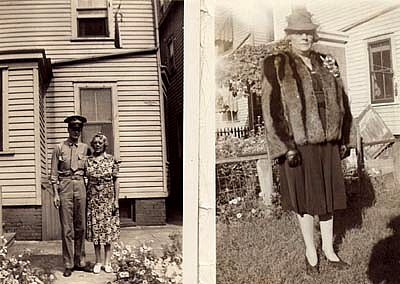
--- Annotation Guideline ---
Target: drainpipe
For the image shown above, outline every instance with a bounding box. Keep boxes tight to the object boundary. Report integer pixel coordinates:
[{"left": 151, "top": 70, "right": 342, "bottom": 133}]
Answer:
[{"left": 151, "top": 0, "right": 169, "bottom": 197}]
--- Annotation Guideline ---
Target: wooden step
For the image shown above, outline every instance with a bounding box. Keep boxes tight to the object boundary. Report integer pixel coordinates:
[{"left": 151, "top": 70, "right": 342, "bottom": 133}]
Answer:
[{"left": 3, "top": 232, "right": 16, "bottom": 247}]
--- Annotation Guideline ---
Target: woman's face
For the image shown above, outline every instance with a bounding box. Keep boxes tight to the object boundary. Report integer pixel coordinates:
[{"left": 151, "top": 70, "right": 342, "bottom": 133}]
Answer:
[
  {"left": 92, "top": 137, "right": 105, "bottom": 153},
  {"left": 288, "top": 31, "right": 314, "bottom": 54}
]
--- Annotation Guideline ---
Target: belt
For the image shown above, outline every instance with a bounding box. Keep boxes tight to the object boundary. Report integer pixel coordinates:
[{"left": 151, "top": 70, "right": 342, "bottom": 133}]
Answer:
[
  {"left": 88, "top": 178, "right": 113, "bottom": 185},
  {"left": 59, "top": 175, "right": 84, "bottom": 180}
]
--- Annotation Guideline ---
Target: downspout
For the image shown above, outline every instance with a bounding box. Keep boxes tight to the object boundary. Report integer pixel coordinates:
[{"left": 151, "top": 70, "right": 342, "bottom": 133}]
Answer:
[{"left": 151, "top": 0, "right": 169, "bottom": 197}]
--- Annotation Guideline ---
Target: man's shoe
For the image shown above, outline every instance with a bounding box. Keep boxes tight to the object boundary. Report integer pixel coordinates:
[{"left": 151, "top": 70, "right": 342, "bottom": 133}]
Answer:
[
  {"left": 63, "top": 268, "right": 72, "bottom": 277},
  {"left": 73, "top": 264, "right": 92, "bottom": 272}
]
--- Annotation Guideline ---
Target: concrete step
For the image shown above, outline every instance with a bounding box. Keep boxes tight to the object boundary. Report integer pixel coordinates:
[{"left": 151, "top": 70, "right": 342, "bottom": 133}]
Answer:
[{"left": 120, "top": 217, "right": 136, "bottom": 228}]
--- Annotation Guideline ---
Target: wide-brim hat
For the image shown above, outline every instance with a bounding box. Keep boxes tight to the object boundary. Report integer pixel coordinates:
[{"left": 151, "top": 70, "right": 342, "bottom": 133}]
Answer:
[
  {"left": 64, "top": 115, "right": 87, "bottom": 128},
  {"left": 284, "top": 8, "right": 319, "bottom": 32}
]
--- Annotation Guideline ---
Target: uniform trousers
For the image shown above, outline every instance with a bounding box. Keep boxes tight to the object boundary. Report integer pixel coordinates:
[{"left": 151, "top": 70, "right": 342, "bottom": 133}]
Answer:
[{"left": 58, "top": 176, "right": 86, "bottom": 269}]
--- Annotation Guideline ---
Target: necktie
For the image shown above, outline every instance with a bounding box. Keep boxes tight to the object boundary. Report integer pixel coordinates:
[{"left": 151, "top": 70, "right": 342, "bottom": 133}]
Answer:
[{"left": 70, "top": 144, "right": 79, "bottom": 172}]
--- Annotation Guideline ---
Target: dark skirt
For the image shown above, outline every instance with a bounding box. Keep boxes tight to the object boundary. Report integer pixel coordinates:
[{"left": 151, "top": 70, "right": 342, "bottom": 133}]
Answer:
[{"left": 279, "top": 142, "right": 347, "bottom": 216}]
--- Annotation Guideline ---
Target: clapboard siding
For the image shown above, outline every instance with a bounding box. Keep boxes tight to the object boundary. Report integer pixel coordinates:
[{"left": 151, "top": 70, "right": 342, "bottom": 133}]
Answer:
[
  {"left": 46, "top": 54, "right": 166, "bottom": 198},
  {"left": 1, "top": 67, "right": 39, "bottom": 205},
  {"left": 0, "top": 0, "right": 156, "bottom": 61},
  {"left": 345, "top": 7, "right": 400, "bottom": 134},
  {"left": 273, "top": 0, "right": 394, "bottom": 39}
]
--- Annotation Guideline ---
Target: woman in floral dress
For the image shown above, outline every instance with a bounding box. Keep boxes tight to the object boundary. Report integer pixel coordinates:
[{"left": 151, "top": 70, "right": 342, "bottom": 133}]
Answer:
[{"left": 85, "top": 133, "right": 120, "bottom": 273}]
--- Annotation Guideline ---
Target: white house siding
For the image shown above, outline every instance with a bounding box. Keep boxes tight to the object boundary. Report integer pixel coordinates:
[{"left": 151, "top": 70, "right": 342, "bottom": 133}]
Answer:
[
  {"left": 345, "top": 8, "right": 400, "bottom": 134},
  {"left": 2, "top": 64, "right": 40, "bottom": 205},
  {"left": 273, "top": 0, "right": 394, "bottom": 39},
  {"left": 0, "top": 0, "right": 156, "bottom": 62},
  {"left": 216, "top": 96, "right": 248, "bottom": 129},
  {"left": 47, "top": 54, "right": 166, "bottom": 198}
]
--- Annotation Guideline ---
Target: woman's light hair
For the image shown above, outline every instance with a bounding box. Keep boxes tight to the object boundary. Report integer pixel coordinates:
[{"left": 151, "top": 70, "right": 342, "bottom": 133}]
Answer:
[{"left": 91, "top": 132, "right": 108, "bottom": 150}]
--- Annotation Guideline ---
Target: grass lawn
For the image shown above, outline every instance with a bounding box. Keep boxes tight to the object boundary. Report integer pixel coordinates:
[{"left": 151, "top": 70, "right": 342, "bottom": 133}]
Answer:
[{"left": 217, "top": 173, "right": 400, "bottom": 284}]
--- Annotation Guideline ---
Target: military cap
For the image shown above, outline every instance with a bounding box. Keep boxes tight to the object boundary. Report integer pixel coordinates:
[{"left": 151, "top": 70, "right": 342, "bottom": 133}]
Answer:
[{"left": 64, "top": 115, "right": 87, "bottom": 127}]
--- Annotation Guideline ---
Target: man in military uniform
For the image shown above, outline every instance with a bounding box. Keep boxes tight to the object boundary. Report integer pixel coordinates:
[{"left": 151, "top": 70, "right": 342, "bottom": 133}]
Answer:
[{"left": 50, "top": 115, "right": 91, "bottom": 277}]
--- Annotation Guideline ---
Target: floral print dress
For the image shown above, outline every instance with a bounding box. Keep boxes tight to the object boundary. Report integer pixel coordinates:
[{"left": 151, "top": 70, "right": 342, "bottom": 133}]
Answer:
[{"left": 86, "top": 153, "right": 120, "bottom": 245}]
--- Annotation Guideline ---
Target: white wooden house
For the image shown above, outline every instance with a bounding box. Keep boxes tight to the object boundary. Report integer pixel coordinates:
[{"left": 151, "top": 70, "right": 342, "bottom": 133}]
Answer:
[
  {"left": 215, "top": 3, "right": 274, "bottom": 133},
  {"left": 0, "top": 0, "right": 169, "bottom": 240},
  {"left": 274, "top": 0, "right": 400, "bottom": 135}
]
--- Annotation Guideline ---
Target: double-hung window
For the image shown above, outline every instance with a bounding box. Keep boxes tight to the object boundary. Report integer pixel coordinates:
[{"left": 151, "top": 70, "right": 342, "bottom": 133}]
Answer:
[
  {"left": 79, "top": 88, "right": 115, "bottom": 154},
  {"left": 73, "top": 0, "right": 112, "bottom": 39},
  {"left": 368, "top": 39, "right": 394, "bottom": 104}
]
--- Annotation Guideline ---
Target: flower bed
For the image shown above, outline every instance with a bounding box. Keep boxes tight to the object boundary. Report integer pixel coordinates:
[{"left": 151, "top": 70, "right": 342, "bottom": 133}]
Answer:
[
  {"left": 110, "top": 233, "right": 182, "bottom": 284},
  {"left": 0, "top": 236, "right": 55, "bottom": 284},
  {"left": 216, "top": 131, "right": 283, "bottom": 224}
]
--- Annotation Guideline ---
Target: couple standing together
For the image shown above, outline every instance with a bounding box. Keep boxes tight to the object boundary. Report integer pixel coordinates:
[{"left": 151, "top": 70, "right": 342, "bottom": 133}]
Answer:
[{"left": 50, "top": 115, "right": 120, "bottom": 277}]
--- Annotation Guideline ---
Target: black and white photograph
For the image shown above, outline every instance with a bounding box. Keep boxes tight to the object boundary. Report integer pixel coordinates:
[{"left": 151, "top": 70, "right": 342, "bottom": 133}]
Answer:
[
  {"left": 0, "top": 0, "right": 183, "bottom": 283},
  {"left": 215, "top": 0, "right": 400, "bottom": 283}
]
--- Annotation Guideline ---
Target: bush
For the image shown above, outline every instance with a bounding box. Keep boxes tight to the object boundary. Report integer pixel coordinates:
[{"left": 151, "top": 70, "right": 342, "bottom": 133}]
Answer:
[
  {"left": 215, "top": 131, "right": 268, "bottom": 160},
  {"left": 0, "top": 236, "right": 55, "bottom": 284},
  {"left": 110, "top": 233, "right": 182, "bottom": 284}
]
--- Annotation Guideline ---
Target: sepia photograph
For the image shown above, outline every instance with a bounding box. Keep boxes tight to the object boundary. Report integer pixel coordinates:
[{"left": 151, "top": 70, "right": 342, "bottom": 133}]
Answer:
[
  {"left": 0, "top": 0, "right": 183, "bottom": 283},
  {"left": 215, "top": 0, "right": 400, "bottom": 283}
]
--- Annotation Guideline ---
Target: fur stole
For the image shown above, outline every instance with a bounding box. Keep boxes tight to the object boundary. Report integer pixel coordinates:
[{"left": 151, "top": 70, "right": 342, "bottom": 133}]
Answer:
[{"left": 261, "top": 50, "right": 352, "bottom": 159}]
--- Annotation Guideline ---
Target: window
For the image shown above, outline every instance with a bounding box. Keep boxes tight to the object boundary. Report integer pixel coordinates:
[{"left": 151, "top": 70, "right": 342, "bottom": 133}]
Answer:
[
  {"left": 73, "top": 0, "right": 112, "bottom": 38},
  {"left": 222, "top": 111, "right": 238, "bottom": 121},
  {"left": 368, "top": 39, "right": 394, "bottom": 104},
  {"left": 79, "top": 88, "right": 115, "bottom": 154},
  {"left": 167, "top": 37, "right": 176, "bottom": 73}
]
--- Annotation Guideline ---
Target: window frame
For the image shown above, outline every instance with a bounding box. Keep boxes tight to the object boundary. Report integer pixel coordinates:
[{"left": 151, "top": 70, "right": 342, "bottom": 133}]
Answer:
[
  {"left": 74, "top": 82, "right": 120, "bottom": 158},
  {"left": 366, "top": 34, "right": 398, "bottom": 106},
  {"left": 0, "top": 67, "right": 11, "bottom": 154},
  {"left": 71, "top": 0, "right": 114, "bottom": 41}
]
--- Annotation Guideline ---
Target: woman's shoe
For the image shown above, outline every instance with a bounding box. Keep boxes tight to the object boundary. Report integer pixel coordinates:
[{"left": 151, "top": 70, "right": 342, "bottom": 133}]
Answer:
[
  {"left": 325, "top": 256, "right": 350, "bottom": 270},
  {"left": 103, "top": 264, "right": 113, "bottom": 273},
  {"left": 305, "top": 256, "right": 319, "bottom": 275},
  {"left": 93, "top": 263, "right": 102, "bottom": 274}
]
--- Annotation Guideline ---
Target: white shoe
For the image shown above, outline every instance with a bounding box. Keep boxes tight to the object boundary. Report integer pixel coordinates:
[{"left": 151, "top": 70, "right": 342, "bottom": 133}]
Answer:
[
  {"left": 93, "top": 263, "right": 102, "bottom": 274},
  {"left": 103, "top": 264, "right": 113, "bottom": 273}
]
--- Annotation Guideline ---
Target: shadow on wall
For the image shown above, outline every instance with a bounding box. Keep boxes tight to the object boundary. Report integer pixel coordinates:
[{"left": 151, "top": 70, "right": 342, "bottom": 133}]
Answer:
[{"left": 367, "top": 215, "right": 400, "bottom": 284}]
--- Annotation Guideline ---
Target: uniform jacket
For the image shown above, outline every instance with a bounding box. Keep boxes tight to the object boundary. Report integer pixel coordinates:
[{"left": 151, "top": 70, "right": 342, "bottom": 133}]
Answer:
[
  {"left": 261, "top": 50, "right": 353, "bottom": 159},
  {"left": 50, "top": 139, "right": 91, "bottom": 184}
]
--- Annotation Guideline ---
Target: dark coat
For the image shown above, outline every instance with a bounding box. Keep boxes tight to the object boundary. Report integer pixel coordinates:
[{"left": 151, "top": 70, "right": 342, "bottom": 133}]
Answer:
[{"left": 261, "top": 50, "right": 353, "bottom": 159}]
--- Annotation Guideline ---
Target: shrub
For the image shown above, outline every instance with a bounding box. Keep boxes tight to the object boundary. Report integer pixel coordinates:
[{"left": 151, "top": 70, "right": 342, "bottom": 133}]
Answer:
[{"left": 215, "top": 130, "right": 268, "bottom": 160}]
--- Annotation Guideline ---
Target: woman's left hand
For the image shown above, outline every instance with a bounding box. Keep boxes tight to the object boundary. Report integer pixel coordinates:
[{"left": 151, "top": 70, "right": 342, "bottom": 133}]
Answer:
[
  {"left": 112, "top": 200, "right": 119, "bottom": 216},
  {"left": 340, "top": 145, "right": 350, "bottom": 159},
  {"left": 113, "top": 200, "right": 119, "bottom": 210}
]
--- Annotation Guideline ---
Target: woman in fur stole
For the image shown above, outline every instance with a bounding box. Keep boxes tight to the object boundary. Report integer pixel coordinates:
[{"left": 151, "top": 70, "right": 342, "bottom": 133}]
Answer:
[{"left": 261, "top": 8, "right": 352, "bottom": 274}]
